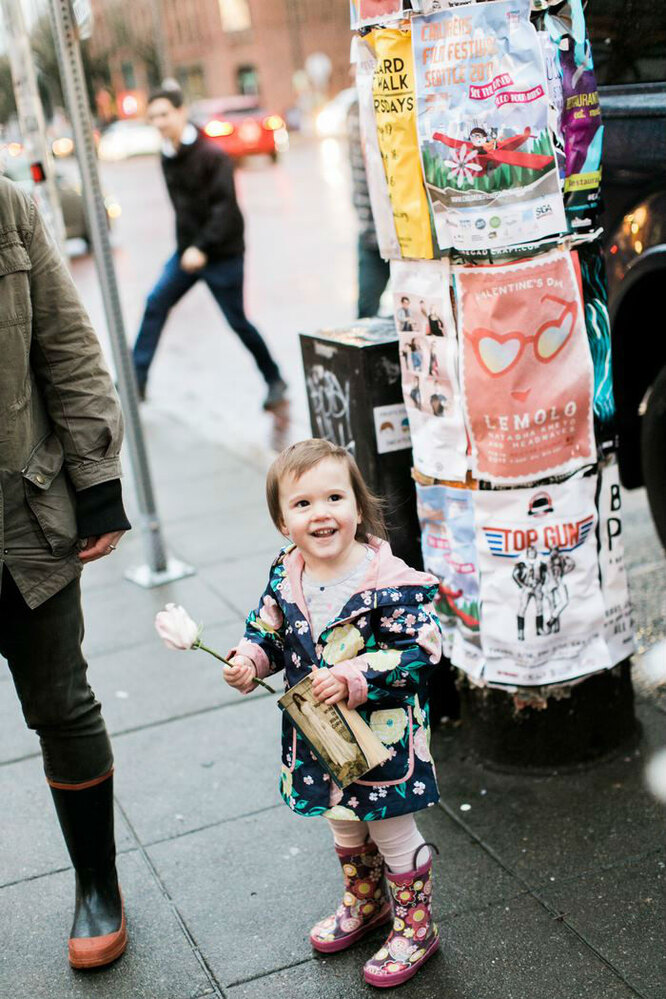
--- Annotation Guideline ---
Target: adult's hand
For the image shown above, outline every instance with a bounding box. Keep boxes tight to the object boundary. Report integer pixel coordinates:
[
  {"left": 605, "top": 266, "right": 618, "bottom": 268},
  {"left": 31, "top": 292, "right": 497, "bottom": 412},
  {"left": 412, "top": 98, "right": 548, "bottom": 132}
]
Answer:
[
  {"left": 78, "top": 530, "right": 126, "bottom": 564},
  {"left": 180, "top": 246, "right": 208, "bottom": 273}
]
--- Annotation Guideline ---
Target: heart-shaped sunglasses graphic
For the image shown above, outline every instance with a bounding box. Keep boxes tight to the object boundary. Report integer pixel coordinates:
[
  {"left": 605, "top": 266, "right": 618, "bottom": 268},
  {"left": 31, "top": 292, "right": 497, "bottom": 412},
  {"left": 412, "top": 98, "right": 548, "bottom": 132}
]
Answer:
[{"left": 468, "top": 296, "right": 577, "bottom": 377}]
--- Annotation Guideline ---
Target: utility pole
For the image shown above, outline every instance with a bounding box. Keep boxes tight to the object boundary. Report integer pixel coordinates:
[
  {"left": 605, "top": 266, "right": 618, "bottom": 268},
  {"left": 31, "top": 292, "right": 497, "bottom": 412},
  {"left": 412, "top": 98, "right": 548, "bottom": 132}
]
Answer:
[
  {"left": 0, "top": 0, "right": 66, "bottom": 251},
  {"left": 46, "top": 0, "right": 193, "bottom": 588}
]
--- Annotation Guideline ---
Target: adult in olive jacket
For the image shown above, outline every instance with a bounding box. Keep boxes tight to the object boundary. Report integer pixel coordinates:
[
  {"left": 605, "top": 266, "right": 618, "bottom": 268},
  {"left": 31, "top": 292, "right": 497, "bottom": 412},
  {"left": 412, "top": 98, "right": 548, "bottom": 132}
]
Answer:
[{"left": 0, "top": 177, "right": 131, "bottom": 969}]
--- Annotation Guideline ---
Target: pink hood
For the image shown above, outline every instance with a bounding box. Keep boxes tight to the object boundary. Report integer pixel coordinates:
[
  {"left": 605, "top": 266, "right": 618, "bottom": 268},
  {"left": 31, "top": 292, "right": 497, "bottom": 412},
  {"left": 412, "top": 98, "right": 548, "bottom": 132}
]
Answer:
[{"left": 282, "top": 537, "right": 438, "bottom": 620}]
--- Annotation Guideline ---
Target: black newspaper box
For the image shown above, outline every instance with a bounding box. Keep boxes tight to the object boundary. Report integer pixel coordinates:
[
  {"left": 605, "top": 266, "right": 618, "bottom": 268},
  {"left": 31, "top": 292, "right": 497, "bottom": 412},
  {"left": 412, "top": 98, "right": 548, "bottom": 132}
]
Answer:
[{"left": 299, "top": 318, "right": 422, "bottom": 569}]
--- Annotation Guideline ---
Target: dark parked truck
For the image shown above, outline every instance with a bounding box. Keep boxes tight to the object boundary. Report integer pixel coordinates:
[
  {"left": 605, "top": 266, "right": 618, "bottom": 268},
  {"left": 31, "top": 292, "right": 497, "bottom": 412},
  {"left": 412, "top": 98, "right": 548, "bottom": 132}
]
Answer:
[{"left": 587, "top": 0, "right": 666, "bottom": 541}]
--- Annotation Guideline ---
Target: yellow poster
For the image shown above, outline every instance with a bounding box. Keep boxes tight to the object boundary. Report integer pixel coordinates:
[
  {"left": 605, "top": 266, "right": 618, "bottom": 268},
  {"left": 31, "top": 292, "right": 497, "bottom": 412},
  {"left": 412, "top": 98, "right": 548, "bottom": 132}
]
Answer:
[{"left": 369, "top": 27, "right": 434, "bottom": 260}]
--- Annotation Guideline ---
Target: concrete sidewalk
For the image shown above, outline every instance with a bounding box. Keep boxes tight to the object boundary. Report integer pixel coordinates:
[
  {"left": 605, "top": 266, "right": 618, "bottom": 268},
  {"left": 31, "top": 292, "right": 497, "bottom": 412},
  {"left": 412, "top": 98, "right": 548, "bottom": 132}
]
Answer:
[{"left": 0, "top": 409, "right": 664, "bottom": 999}]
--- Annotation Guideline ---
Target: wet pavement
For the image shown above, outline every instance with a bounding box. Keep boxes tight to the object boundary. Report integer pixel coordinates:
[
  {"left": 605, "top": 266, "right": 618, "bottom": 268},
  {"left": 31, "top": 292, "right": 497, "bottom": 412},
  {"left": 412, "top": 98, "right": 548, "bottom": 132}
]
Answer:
[{"left": 0, "top": 410, "right": 663, "bottom": 999}]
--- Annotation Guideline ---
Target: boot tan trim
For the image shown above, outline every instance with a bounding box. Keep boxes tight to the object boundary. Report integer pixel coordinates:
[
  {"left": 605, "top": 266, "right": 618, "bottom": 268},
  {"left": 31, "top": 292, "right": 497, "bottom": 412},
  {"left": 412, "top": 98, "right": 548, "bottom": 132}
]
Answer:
[{"left": 47, "top": 767, "right": 114, "bottom": 791}]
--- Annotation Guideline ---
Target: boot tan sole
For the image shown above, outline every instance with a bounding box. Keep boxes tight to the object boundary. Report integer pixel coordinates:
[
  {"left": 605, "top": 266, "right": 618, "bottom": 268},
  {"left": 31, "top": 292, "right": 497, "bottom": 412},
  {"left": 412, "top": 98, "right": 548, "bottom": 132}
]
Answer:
[{"left": 69, "top": 910, "right": 127, "bottom": 969}]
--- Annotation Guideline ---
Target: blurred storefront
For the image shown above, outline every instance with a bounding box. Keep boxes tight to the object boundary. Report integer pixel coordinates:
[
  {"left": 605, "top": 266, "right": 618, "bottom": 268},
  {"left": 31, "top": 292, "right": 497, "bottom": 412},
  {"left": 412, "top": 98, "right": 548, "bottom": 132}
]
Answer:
[{"left": 89, "top": 0, "right": 351, "bottom": 120}]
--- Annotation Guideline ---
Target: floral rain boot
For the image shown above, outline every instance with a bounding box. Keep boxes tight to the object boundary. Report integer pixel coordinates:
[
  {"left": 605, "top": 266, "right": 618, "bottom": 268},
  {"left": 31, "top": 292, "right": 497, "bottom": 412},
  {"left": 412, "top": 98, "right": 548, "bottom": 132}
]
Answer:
[
  {"left": 310, "top": 841, "right": 392, "bottom": 953},
  {"left": 363, "top": 852, "right": 439, "bottom": 987}
]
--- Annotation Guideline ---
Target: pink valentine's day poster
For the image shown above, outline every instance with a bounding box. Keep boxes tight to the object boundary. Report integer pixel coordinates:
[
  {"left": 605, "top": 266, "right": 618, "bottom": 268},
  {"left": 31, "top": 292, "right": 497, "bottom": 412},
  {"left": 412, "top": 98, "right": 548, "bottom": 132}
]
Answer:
[{"left": 455, "top": 250, "right": 595, "bottom": 485}]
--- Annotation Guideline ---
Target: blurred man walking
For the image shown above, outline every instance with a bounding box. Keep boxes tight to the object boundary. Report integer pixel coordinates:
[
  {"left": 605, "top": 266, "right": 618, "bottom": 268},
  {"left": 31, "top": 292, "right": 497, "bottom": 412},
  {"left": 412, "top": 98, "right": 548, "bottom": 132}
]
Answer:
[{"left": 133, "top": 87, "right": 287, "bottom": 409}]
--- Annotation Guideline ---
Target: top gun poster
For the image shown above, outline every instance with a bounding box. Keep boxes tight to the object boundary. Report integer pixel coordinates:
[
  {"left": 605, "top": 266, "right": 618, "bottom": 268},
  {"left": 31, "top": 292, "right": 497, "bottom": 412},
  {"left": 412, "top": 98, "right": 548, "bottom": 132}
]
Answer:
[
  {"left": 474, "top": 474, "right": 611, "bottom": 686},
  {"left": 412, "top": 0, "right": 566, "bottom": 251}
]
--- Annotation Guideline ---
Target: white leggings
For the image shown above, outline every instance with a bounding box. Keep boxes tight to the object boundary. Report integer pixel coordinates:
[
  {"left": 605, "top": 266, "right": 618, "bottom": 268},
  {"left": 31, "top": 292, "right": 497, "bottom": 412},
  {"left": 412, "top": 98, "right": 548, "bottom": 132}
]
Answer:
[{"left": 327, "top": 814, "right": 427, "bottom": 874}]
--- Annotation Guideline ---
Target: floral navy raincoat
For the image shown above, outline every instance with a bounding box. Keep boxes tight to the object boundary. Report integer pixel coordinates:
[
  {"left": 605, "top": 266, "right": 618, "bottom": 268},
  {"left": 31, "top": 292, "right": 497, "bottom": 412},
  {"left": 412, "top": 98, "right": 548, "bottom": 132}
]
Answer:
[{"left": 234, "top": 538, "right": 443, "bottom": 822}]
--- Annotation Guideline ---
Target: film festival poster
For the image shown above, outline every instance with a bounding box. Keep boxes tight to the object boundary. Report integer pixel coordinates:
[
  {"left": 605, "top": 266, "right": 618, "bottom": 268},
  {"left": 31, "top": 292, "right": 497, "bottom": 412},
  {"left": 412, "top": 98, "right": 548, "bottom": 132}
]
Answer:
[
  {"left": 416, "top": 481, "right": 485, "bottom": 680},
  {"left": 597, "top": 458, "right": 635, "bottom": 666},
  {"left": 353, "top": 37, "right": 402, "bottom": 260},
  {"left": 392, "top": 260, "right": 468, "bottom": 480},
  {"left": 411, "top": 0, "right": 566, "bottom": 252},
  {"left": 454, "top": 249, "right": 596, "bottom": 486},
  {"left": 367, "top": 26, "right": 435, "bottom": 260},
  {"left": 474, "top": 475, "right": 612, "bottom": 687}
]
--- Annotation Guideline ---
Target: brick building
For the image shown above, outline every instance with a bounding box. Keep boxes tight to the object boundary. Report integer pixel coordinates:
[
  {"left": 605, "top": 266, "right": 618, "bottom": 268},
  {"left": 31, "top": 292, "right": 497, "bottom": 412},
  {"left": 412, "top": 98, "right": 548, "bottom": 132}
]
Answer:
[{"left": 90, "top": 0, "right": 351, "bottom": 116}]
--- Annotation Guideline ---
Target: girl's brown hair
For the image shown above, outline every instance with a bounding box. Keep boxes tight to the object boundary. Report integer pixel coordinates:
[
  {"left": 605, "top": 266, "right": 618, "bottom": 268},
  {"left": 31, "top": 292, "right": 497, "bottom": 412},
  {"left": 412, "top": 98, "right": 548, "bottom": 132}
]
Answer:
[{"left": 266, "top": 438, "right": 387, "bottom": 542}]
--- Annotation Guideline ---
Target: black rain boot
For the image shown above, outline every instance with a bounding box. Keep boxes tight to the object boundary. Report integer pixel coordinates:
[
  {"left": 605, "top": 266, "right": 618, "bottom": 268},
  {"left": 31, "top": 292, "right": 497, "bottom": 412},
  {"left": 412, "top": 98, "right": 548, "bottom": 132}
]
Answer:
[
  {"left": 49, "top": 772, "right": 127, "bottom": 969},
  {"left": 517, "top": 616, "right": 525, "bottom": 641}
]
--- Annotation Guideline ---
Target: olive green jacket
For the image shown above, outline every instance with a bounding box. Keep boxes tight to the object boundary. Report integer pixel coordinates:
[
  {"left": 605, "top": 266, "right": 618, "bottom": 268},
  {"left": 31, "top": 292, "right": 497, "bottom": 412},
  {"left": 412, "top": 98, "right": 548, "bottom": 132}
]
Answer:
[{"left": 0, "top": 177, "right": 124, "bottom": 608}]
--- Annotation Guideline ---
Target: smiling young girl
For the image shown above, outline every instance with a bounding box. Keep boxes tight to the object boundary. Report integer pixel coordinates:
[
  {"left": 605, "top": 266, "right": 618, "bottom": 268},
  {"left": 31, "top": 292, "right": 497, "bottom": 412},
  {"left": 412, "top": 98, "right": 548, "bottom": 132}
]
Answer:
[{"left": 224, "top": 438, "right": 443, "bottom": 987}]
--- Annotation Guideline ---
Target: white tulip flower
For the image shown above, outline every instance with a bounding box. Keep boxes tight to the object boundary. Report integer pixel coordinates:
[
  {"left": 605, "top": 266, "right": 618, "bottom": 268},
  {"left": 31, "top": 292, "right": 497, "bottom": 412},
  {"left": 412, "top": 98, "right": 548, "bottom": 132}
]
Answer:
[
  {"left": 154, "top": 603, "right": 275, "bottom": 693},
  {"left": 154, "top": 603, "right": 200, "bottom": 650}
]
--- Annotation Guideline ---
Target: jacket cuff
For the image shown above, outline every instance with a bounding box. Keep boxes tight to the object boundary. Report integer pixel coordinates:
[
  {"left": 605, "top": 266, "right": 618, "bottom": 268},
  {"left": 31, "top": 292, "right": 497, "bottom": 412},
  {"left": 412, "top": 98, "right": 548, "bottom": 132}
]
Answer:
[
  {"left": 68, "top": 456, "right": 123, "bottom": 491},
  {"left": 330, "top": 661, "right": 368, "bottom": 709},
  {"left": 76, "top": 479, "right": 132, "bottom": 538},
  {"left": 230, "top": 639, "right": 271, "bottom": 679}
]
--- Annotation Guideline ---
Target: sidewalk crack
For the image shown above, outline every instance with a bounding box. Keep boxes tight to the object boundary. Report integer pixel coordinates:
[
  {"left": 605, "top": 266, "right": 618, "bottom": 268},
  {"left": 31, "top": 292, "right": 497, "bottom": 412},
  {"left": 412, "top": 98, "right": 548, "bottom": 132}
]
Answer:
[
  {"left": 114, "top": 796, "right": 227, "bottom": 999},
  {"left": 142, "top": 803, "right": 283, "bottom": 849},
  {"left": 435, "top": 800, "right": 649, "bottom": 999},
  {"left": 226, "top": 955, "right": 314, "bottom": 989}
]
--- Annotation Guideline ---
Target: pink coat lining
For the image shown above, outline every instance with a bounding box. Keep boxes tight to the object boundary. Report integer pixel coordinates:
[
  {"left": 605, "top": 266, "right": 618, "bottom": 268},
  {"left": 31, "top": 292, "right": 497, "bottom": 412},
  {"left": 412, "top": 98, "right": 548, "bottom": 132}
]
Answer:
[
  {"left": 233, "top": 638, "right": 271, "bottom": 679},
  {"left": 282, "top": 537, "right": 438, "bottom": 623}
]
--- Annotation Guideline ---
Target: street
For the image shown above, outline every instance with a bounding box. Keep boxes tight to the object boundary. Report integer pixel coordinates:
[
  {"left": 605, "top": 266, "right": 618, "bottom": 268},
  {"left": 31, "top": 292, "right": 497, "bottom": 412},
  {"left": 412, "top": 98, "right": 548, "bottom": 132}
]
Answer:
[
  {"left": 0, "top": 138, "right": 664, "bottom": 998},
  {"left": 72, "top": 138, "right": 361, "bottom": 459}
]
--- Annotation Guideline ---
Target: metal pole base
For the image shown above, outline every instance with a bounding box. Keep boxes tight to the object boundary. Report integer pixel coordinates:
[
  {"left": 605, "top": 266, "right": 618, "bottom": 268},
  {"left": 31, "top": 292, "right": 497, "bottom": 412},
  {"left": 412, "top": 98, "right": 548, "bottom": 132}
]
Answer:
[
  {"left": 457, "top": 660, "right": 638, "bottom": 772},
  {"left": 124, "top": 558, "right": 196, "bottom": 589}
]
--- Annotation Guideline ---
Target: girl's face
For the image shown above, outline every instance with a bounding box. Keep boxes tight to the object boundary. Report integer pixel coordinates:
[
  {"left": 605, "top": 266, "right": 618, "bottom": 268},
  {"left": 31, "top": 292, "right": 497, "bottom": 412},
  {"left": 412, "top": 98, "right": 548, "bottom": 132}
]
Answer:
[{"left": 278, "top": 457, "right": 362, "bottom": 574}]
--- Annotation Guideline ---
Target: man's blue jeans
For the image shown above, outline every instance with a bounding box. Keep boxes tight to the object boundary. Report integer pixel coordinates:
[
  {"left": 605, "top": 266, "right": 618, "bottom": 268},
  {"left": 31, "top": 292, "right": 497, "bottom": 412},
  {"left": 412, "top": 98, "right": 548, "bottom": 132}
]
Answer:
[{"left": 133, "top": 252, "right": 280, "bottom": 391}]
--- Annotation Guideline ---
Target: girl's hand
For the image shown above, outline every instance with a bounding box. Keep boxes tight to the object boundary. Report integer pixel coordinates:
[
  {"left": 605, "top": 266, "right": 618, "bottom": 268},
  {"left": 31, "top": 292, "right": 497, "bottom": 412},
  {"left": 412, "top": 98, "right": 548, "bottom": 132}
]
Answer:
[
  {"left": 312, "top": 667, "right": 348, "bottom": 705},
  {"left": 223, "top": 654, "right": 257, "bottom": 694}
]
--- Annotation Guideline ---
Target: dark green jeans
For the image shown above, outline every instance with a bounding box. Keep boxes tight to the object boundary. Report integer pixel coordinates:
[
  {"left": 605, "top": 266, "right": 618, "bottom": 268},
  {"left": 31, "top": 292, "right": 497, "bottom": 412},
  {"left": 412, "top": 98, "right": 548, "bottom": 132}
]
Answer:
[{"left": 0, "top": 568, "right": 113, "bottom": 784}]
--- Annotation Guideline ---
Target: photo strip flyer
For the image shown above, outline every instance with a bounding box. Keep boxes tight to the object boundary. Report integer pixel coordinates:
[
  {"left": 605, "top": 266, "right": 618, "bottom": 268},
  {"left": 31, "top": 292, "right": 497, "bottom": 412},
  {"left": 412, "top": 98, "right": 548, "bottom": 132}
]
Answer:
[{"left": 391, "top": 259, "right": 468, "bottom": 480}]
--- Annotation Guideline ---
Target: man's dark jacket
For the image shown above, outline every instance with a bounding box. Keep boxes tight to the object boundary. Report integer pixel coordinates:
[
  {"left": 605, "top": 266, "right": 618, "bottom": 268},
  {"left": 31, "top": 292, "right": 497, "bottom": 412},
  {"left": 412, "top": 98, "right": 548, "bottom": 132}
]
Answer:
[{"left": 161, "top": 128, "right": 245, "bottom": 259}]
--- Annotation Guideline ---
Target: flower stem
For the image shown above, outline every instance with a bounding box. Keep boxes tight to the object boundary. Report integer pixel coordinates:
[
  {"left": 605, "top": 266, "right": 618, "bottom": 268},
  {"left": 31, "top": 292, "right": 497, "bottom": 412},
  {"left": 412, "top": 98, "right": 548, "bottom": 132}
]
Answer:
[{"left": 193, "top": 641, "right": 276, "bottom": 693}]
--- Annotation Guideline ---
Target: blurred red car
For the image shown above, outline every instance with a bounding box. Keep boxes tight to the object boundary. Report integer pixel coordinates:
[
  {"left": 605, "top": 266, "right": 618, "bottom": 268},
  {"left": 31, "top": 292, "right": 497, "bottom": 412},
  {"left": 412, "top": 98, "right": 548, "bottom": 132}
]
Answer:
[{"left": 189, "top": 96, "right": 288, "bottom": 162}]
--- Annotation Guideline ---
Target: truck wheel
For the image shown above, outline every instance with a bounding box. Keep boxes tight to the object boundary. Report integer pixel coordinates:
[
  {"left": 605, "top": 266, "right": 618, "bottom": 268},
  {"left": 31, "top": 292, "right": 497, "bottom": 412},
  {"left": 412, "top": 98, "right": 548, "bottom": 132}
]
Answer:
[{"left": 641, "top": 363, "right": 666, "bottom": 550}]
